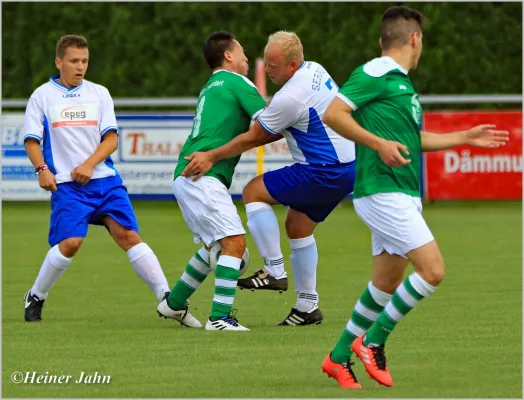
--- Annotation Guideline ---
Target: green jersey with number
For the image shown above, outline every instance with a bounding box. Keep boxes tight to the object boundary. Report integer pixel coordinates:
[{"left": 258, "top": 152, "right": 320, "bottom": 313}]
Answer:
[
  {"left": 175, "top": 70, "right": 266, "bottom": 188},
  {"left": 337, "top": 56, "right": 423, "bottom": 198}
]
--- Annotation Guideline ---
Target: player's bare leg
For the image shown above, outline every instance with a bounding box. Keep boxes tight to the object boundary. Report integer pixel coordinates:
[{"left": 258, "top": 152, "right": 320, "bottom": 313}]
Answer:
[
  {"left": 371, "top": 252, "right": 409, "bottom": 294},
  {"left": 238, "top": 175, "right": 289, "bottom": 292},
  {"left": 353, "top": 242, "right": 444, "bottom": 387},
  {"left": 205, "top": 234, "right": 250, "bottom": 331},
  {"left": 104, "top": 216, "right": 170, "bottom": 303},
  {"left": 277, "top": 209, "right": 323, "bottom": 326},
  {"left": 25, "top": 237, "right": 81, "bottom": 321}
]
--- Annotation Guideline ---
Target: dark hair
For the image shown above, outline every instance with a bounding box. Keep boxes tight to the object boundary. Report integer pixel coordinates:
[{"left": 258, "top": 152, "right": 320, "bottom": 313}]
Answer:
[
  {"left": 380, "top": 6, "right": 425, "bottom": 50},
  {"left": 203, "top": 31, "right": 236, "bottom": 70},
  {"left": 56, "top": 35, "right": 88, "bottom": 58}
]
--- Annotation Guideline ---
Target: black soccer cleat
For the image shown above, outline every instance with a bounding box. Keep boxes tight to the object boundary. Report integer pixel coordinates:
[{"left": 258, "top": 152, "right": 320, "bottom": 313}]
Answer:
[
  {"left": 24, "top": 291, "right": 45, "bottom": 322},
  {"left": 277, "top": 306, "right": 324, "bottom": 326},
  {"left": 237, "top": 268, "right": 288, "bottom": 293}
]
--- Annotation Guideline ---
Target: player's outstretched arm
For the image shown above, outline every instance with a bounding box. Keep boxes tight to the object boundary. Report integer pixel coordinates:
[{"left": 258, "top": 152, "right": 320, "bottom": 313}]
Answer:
[
  {"left": 71, "top": 131, "right": 118, "bottom": 185},
  {"left": 182, "top": 121, "right": 271, "bottom": 181},
  {"left": 324, "top": 98, "right": 410, "bottom": 168},
  {"left": 25, "top": 139, "right": 57, "bottom": 192},
  {"left": 261, "top": 133, "right": 284, "bottom": 145},
  {"left": 421, "top": 125, "right": 509, "bottom": 152}
]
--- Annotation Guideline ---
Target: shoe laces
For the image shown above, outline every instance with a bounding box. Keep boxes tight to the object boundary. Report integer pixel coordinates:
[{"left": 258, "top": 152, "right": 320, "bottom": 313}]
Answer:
[
  {"left": 370, "top": 345, "right": 387, "bottom": 370},
  {"left": 341, "top": 360, "right": 359, "bottom": 382},
  {"left": 223, "top": 308, "right": 239, "bottom": 326},
  {"left": 220, "top": 316, "right": 239, "bottom": 326}
]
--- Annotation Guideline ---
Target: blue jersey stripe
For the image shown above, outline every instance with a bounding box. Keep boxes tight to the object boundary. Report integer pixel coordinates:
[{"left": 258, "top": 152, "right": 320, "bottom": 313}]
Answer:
[{"left": 287, "top": 108, "right": 339, "bottom": 165}]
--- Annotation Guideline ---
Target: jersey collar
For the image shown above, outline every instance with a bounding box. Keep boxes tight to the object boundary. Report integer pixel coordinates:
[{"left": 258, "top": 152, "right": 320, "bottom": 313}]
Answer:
[
  {"left": 382, "top": 56, "right": 408, "bottom": 75},
  {"left": 282, "top": 60, "right": 307, "bottom": 88},
  {"left": 212, "top": 69, "right": 241, "bottom": 77},
  {"left": 49, "top": 75, "right": 84, "bottom": 93}
]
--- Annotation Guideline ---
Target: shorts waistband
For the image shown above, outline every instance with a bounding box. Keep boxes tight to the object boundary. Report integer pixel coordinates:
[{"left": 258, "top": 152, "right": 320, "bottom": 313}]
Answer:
[{"left": 307, "top": 160, "right": 356, "bottom": 168}]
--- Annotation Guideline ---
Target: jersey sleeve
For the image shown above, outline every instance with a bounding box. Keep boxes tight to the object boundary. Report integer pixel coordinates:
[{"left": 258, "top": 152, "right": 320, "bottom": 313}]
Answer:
[
  {"left": 256, "top": 93, "right": 303, "bottom": 135},
  {"left": 336, "top": 67, "right": 386, "bottom": 111},
  {"left": 100, "top": 88, "right": 119, "bottom": 138},
  {"left": 23, "top": 93, "right": 44, "bottom": 144},
  {"left": 232, "top": 77, "right": 267, "bottom": 119}
]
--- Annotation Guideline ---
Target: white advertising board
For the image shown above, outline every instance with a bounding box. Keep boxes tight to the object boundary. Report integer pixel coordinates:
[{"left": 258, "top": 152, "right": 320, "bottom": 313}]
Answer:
[{"left": 1, "top": 114, "right": 293, "bottom": 200}]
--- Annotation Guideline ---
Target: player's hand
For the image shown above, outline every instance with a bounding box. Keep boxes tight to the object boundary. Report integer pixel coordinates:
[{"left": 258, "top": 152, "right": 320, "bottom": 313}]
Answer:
[
  {"left": 465, "top": 124, "right": 510, "bottom": 148},
  {"left": 38, "top": 169, "right": 57, "bottom": 192},
  {"left": 377, "top": 139, "right": 411, "bottom": 168},
  {"left": 71, "top": 162, "right": 94, "bottom": 185},
  {"left": 182, "top": 152, "right": 215, "bottom": 181}
]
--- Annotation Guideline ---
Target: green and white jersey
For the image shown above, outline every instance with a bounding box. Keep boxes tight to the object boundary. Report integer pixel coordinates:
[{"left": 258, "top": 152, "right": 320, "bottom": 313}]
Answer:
[
  {"left": 175, "top": 70, "right": 266, "bottom": 188},
  {"left": 337, "top": 56, "right": 423, "bottom": 198}
]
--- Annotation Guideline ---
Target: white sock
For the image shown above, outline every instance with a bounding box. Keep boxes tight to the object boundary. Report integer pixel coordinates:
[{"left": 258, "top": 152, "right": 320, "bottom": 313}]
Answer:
[
  {"left": 31, "top": 245, "right": 73, "bottom": 299},
  {"left": 245, "top": 202, "right": 285, "bottom": 277},
  {"left": 197, "top": 246, "right": 211, "bottom": 265},
  {"left": 127, "top": 243, "right": 170, "bottom": 302},
  {"left": 290, "top": 235, "right": 318, "bottom": 312},
  {"left": 365, "top": 273, "right": 436, "bottom": 347},
  {"left": 368, "top": 281, "right": 393, "bottom": 307}
]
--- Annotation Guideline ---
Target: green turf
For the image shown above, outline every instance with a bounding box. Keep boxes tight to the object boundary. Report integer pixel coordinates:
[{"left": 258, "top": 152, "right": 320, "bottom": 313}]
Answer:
[{"left": 2, "top": 200, "right": 522, "bottom": 398}]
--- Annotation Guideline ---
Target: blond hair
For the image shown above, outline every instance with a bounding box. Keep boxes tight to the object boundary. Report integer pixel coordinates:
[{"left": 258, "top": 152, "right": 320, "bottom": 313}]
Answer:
[{"left": 266, "top": 31, "right": 304, "bottom": 63}]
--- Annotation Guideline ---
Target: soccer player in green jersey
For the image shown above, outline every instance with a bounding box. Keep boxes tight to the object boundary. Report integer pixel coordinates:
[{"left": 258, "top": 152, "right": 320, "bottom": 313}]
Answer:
[
  {"left": 320, "top": 6, "right": 509, "bottom": 388},
  {"left": 156, "top": 31, "right": 277, "bottom": 331}
]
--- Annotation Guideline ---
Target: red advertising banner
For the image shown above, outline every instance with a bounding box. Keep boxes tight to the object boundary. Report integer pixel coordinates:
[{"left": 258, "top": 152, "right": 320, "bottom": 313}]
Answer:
[{"left": 424, "top": 111, "right": 522, "bottom": 200}]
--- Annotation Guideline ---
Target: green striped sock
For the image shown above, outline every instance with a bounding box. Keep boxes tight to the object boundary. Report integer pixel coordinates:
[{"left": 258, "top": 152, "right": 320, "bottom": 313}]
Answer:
[
  {"left": 167, "top": 247, "right": 211, "bottom": 310},
  {"left": 364, "top": 273, "right": 436, "bottom": 346},
  {"left": 211, "top": 255, "right": 241, "bottom": 320},
  {"left": 331, "top": 282, "right": 392, "bottom": 363}
]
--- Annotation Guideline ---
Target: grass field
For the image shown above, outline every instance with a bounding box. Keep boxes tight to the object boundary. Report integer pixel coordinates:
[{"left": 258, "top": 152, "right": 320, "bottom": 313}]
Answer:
[{"left": 2, "top": 200, "right": 522, "bottom": 398}]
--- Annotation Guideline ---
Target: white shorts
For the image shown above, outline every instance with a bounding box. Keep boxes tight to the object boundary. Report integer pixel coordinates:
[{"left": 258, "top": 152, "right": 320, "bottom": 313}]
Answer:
[
  {"left": 353, "top": 192, "right": 435, "bottom": 258},
  {"left": 173, "top": 176, "right": 246, "bottom": 247}
]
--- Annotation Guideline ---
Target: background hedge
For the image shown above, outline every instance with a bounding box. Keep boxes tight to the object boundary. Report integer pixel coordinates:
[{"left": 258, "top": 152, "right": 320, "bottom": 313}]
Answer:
[{"left": 3, "top": 2, "right": 521, "bottom": 102}]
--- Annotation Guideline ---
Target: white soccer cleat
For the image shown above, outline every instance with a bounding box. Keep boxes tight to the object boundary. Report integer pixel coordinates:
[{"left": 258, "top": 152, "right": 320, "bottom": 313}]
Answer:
[
  {"left": 157, "top": 299, "right": 202, "bottom": 328},
  {"left": 205, "top": 316, "right": 250, "bottom": 331}
]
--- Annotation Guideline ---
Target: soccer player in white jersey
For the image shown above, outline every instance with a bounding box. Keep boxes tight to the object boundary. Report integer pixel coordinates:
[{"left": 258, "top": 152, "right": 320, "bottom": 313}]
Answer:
[
  {"left": 181, "top": 31, "right": 356, "bottom": 326},
  {"left": 22, "top": 35, "right": 180, "bottom": 323}
]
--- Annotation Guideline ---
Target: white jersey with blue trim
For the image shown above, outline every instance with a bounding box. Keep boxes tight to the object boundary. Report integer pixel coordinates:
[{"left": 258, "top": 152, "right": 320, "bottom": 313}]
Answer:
[
  {"left": 23, "top": 76, "right": 119, "bottom": 184},
  {"left": 257, "top": 61, "right": 355, "bottom": 165}
]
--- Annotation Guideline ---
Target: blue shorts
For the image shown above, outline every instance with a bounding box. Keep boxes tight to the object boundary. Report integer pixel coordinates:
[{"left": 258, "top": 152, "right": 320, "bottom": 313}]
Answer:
[
  {"left": 48, "top": 175, "right": 139, "bottom": 247},
  {"left": 263, "top": 161, "right": 356, "bottom": 223}
]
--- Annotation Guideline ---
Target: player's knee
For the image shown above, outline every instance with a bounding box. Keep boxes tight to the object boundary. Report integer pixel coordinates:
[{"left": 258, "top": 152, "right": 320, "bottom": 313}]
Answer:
[
  {"left": 285, "top": 217, "right": 305, "bottom": 238},
  {"left": 242, "top": 183, "right": 256, "bottom": 203},
  {"left": 285, "top": 213, "right": 315, "bottom": 239},
  {"left": 373, "top": 275, "right": 403, "bottom": 295},
  {"left": 242, "top": 176, "right": 265, "bottom": 203},
  {"left": 420, "top": 257, "right": 445, "bottom": 287},
  {"left": 428, "top": 260, "right": 445, "bottom": 286},
  {"left": 59, "top": 238, "right": 84, "bottom": 257},
  {"left": 284, "top": 216, "right": 295, "bottom": 235},
  {"left": 220, "top": 235, "right": 246, "bottom": 259},
  {"left": 116, "top": 230, "right": 141, "bottom": 251}
]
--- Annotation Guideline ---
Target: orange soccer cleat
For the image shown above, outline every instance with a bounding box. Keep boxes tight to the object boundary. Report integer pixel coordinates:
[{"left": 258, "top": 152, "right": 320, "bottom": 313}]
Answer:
[
  {"left": 351, "top": 334, "right": 393, "bottom": 387},
  {"left": 321, "top": 353, "right": 362, "bottom": 389}
]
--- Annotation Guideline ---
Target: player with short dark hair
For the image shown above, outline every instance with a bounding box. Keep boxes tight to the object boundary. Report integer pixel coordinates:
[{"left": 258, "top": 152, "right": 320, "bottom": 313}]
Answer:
[
  {"left": 157, "top": 31, "right": 280, "bottom": 331},
  {"left": 23, "top": 35, "right": 172, "bottom": 322},
  {"left": 320, "top": 6, "right": 509, "bottom": 388}
]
